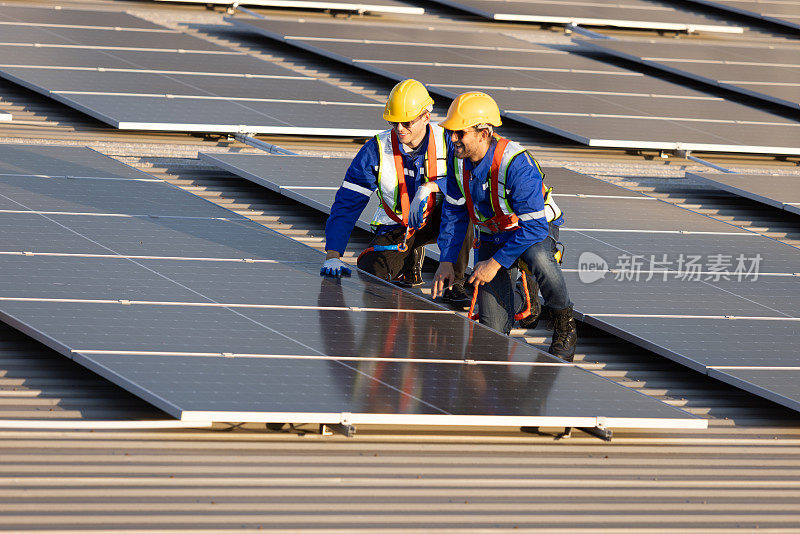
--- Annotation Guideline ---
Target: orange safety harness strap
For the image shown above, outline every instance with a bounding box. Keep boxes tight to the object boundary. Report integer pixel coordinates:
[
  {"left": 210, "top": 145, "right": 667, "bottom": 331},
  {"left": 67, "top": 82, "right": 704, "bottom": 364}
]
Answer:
[
  {"left": 379, "top": 126, "right": 438, "bottom": 229},
  {"left": 379, "top": 129, "right": 409, "bottom": 227},
  {"left": 467, "top": 270, "right": 531, "bottom": 322},
  {"left": 461, "top": 137, "right": 519, "bottom": 234}
]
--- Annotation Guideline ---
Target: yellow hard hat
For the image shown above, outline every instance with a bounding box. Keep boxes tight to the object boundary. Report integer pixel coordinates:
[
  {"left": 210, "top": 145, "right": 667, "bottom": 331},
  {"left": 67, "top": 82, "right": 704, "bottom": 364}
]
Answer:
[
  {"left": 439, "top": 91, "right": 502, "bottom": 130},
  {"left": 383, "top": 79, "right": 434, "bottom": 122}
]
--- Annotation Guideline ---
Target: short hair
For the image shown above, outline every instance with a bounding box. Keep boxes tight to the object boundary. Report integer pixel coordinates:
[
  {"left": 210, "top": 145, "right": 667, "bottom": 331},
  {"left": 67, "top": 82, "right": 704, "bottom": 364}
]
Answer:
[{"left": 474, "top": 123, "right": 493, "bottom": 135}]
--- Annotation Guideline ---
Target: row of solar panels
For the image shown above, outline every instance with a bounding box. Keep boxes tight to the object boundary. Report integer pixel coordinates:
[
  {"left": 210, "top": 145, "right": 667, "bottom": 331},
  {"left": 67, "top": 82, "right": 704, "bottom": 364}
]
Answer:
[
  {"left": 201, "top": 152, "right": 800, "bottom": 414},
  {"left": 155, "top": 0, "right": 800, "bottom": 33},
  {"left": 0, "top": 5, "right": 798, "bottom": 156},
  {"left": 0, "top": 143, "right": 704, "bottom": 430}
]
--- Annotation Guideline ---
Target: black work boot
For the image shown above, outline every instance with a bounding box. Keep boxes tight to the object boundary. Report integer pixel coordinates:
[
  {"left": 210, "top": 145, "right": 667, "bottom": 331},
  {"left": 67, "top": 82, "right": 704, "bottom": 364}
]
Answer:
[
  {"left": 548, "top": 306, "right": 577, "bottom": 362},
  {"left": 442, "top": 282, "right": 472, "bottom": 308},
  {"left": 517, "top": 273, "right": 541, "bottom": 329},
  {"left": 395, "top": 246, "right": 425, "bottom": 287}
]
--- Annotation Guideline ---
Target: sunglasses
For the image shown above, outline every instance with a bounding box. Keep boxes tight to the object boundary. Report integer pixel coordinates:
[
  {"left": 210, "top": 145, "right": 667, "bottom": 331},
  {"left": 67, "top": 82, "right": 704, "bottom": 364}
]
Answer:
[
  {"left": 388, "top": 113, "right": 426, "bottom": 130},
  {"left": 451, "top": 128, "right": 478, "bottom": 139}
]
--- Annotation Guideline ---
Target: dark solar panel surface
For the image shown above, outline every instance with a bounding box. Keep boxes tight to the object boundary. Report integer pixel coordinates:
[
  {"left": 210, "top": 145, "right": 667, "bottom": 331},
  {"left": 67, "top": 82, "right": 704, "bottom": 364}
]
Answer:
[
  {"left": 710, "top": 368, "right": 800, "bottom": 412},
  {"left": 230, "top": 17, "right": 800, "bottom": 154},
  {"left": 0, "top": 25, "right": 230, "bottom": 52},
  {"left": 199, "top": 153, "right": 800, "bottom": 414},
  {"left": 682, "top": 0, "right": 800, "bottom": 31},
  {"left": 424, "top": 0, "right": 741, "bottom": 32},
  {"left": 0, "top": 5, "right": 166, "bottom": 29},
  {"left": 0, "top": 174, "right": 238, "bottom": 218},
  {"left": 581, "top": 39, "right": 800, "bottom": 110},
  {"left": 0, "top": 144, "right": 700, "bottom": 427},
  {"left": 688, "top": 172, "right": 800, "bottom": 215},
  {"left": 0, "top": 47, "right": 294, "bottom": 76},
  {"left": 0, "top": 7, "right": 383, "bottom": 136}
]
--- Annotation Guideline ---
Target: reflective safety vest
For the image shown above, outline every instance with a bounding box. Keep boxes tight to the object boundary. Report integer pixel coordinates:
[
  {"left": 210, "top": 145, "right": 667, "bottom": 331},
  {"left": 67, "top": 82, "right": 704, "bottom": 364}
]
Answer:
[
  {"left": 454, "top": 136, "right": 562, "bottom": 234},
  {"left": 371, "top": 124, "right": 448, "bottom": 228}
]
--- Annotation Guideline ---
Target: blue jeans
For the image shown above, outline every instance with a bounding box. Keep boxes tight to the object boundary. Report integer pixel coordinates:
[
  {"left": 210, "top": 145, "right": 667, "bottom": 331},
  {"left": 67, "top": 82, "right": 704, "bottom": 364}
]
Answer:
[{"left": 476, "top": 223, "right": 572, "bottom": 334}]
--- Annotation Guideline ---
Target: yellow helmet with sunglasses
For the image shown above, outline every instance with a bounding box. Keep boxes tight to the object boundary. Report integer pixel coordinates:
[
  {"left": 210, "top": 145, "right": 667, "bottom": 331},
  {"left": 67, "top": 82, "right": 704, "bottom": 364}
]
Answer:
[
  {"left": 383, "top": 79, "right": 434, "bottom": 123},
  {"left": 439, "top": 91, "right": 502, "bottom": 130}
]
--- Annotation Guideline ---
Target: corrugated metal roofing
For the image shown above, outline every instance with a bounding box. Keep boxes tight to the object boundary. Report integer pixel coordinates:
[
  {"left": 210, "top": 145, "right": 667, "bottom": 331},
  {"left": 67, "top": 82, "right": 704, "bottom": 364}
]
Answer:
[{"left": 0, "top": 0, "right": 799, "bottom": 531}]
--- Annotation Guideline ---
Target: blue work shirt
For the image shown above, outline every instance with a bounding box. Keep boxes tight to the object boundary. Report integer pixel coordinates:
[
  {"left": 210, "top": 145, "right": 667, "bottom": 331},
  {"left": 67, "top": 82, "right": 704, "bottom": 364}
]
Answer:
[
  {"left": 325, "top": 126, "right": 452, "bottom": 255},
  {"left": 438, "top": 139, "right": 563, "bottom": 268}
]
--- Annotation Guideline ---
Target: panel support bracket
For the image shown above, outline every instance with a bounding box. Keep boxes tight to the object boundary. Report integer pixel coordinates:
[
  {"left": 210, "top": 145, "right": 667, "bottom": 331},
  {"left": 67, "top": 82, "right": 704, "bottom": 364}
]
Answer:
[
  {"left": 320, "top": 412, "right": 356, "bottom": 437},
  {"left": 578, "top": 417, "right": 612, "bottom": 441}
]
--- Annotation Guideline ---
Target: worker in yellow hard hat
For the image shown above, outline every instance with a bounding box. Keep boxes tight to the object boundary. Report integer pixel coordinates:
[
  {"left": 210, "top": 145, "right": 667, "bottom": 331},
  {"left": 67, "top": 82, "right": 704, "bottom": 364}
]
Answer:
[
  {"left": 322, "top": 79, "right": 473, "bottom": 305},
  {"left": 425, "top": 91, "right": 577, "bottom": 360}
]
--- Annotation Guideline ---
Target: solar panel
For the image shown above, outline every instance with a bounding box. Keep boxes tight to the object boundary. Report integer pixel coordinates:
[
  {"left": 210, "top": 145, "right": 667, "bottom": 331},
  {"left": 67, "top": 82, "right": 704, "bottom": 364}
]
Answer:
[
  {"left": 0, "top": 143, "right": 704, "bottom": 430},
  {"left": 710, "top": 368, "right": 800, "bottom": 412},
  {"left": 0, "top": 6, "right": 384, "bottom": 137},
  {"left": 682, "top": 0, "right": 800, "bottom": 31},
  {"left": 423, "top": 0, "right": 742, "bottom": 33},
  {"left": 0, "top": 5, "right": 169, "bottom": 30},
  {"left": 198, "top": 152, "right": 800, "bottom": 415},
  {"left": 580, "top": 39, "right": 800, "bottom": 110},
  {"left": 152, "top": 0, "right": 425, "bottom": 15},
  {"left": 228, "top": 16, "right": 800, "bottom": 155},
  {"left": 687, "top": 172, "right": 800, "bottom": 216}
]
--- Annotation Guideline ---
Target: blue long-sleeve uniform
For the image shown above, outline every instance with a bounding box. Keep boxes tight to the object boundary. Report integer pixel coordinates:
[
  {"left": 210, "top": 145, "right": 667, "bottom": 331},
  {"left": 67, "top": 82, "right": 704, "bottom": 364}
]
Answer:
[
  {"left": 438, "top": 141, "right": 563, "bottom": 268},
  {"left": 325, "top": 128, "right": 452, "bottom": 255}
]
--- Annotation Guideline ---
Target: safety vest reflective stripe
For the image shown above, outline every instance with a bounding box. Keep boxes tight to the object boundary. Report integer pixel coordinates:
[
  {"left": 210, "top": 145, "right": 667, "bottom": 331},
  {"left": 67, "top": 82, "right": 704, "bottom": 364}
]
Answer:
[
  {"left": 518, "top": 210, "right": 546, "bottom": 221},
  {"left": 372, "top": 124, "right": 447, "bottom": 228},
  {"left": 342, "top": 180, "right": 372, "bottom": 197},
  {"left": 445, "top": 194, "right": 465, "bottom": 206}
]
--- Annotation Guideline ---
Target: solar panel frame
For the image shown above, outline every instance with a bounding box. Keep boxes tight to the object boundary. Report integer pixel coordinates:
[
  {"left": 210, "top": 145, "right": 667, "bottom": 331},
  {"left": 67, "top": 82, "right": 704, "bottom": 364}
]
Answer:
[
  {"left": 709, "top": 368, "right": 800, "bottom": 412},
  {"left": 422, "top": 0, "right": 743, "bottom": 33},
  {"left": 152, "top": 0, "right": 426, "bottom": 15},
  {"left": 687, "top": 172, "right": 800, "bottom": 215}
]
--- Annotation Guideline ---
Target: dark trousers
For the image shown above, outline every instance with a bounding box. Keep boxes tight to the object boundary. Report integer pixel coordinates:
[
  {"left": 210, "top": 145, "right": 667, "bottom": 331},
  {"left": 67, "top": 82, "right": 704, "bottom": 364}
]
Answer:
[
  {"left": 357, "top": 205, "right": 473, "bottom": 283},
  {"left": 476, "top": 223, "right": 572, "bottom": 334}
]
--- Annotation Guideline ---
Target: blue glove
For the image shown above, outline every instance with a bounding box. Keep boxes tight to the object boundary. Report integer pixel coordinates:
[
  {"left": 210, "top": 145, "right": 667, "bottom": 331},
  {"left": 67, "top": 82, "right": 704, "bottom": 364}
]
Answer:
[
  {"left": 409, "top": 183, "right": 433, "bottom": 229},
  {"left": 320, "top": 258, "right": 352, "bottom": 278}
]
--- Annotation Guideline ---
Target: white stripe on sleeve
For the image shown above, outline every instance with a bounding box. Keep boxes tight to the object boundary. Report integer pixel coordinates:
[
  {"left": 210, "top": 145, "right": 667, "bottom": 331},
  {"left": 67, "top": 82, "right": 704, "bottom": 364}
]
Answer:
[
  {"left": 517, "top": 210, "right": 546, "bottom": 221},
  {"left": 342, "top": 181, "right": 373, "bottom": 197}
]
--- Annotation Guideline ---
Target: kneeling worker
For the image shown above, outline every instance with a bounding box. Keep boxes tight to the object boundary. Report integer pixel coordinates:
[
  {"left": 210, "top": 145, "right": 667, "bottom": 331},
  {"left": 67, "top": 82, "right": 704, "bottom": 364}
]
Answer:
[
  {"left": 321, "top": 79, "right": 472, "bottom": 302},
  {"left": 429, "top": 91, "right": 577, "bottom": 360}
]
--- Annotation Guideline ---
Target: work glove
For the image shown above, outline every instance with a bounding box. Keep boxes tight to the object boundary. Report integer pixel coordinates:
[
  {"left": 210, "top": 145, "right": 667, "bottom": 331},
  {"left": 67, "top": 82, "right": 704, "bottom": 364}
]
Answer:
[
  {"left": 320, "top": 258, "right": 352, "bottom": 278},
  {"left": 409, "top": 183, "right": 434, "bottom": 229}
]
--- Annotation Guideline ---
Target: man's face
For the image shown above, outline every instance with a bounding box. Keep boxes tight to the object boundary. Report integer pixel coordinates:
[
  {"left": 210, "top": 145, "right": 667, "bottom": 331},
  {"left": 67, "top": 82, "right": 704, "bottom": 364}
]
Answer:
[
  {"left": 389, "top": 111, "right": 430, "bottom": 148},
  {"left": 450, "top": 128, "right": 486, "bottom": 161}
]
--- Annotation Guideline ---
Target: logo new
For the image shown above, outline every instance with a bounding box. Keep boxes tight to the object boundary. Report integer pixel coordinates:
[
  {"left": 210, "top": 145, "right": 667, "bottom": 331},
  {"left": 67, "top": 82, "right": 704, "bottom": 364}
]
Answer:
[{"left": 578, "top": 252, "right": 608, "bottom": 284}]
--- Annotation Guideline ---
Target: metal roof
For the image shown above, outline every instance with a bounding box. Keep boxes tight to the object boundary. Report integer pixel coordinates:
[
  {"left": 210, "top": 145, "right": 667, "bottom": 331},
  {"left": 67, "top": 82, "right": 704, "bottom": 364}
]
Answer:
[{"left": 0, "top": 0, "right": 799, "bottom": 530}]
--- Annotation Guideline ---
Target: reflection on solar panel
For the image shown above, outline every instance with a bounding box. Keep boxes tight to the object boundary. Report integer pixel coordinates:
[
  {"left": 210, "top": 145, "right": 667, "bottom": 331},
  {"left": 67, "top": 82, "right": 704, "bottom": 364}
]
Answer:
[
  {"left": 198, "top": 152, "right": 800, "bottom": 413},
  {"left": 153, "top": 0, "right": 425, "bottom": 15},
  {"left": 581, "top": 39, "right": 800, "bottom": 110},
  {"left": 0, "top": 144, "right": 703, "bottom": 430},
  {"left": 683, "top": 0, "right": 800, "bottom": 31},
  {"left": 688, "top": 172, "right": 800, "bottom": 216},
  {"left": 227, "top": 16, "right": 800, "bottom": 155},
  {"left": 0, "top": 113, "right": 10, "bottom": 121},
  {"left": 425, "top": 0, "right": 742, "bottom": 32},
  {"left": 0, "top": 5, "right": 383, "bottom": 136}
]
